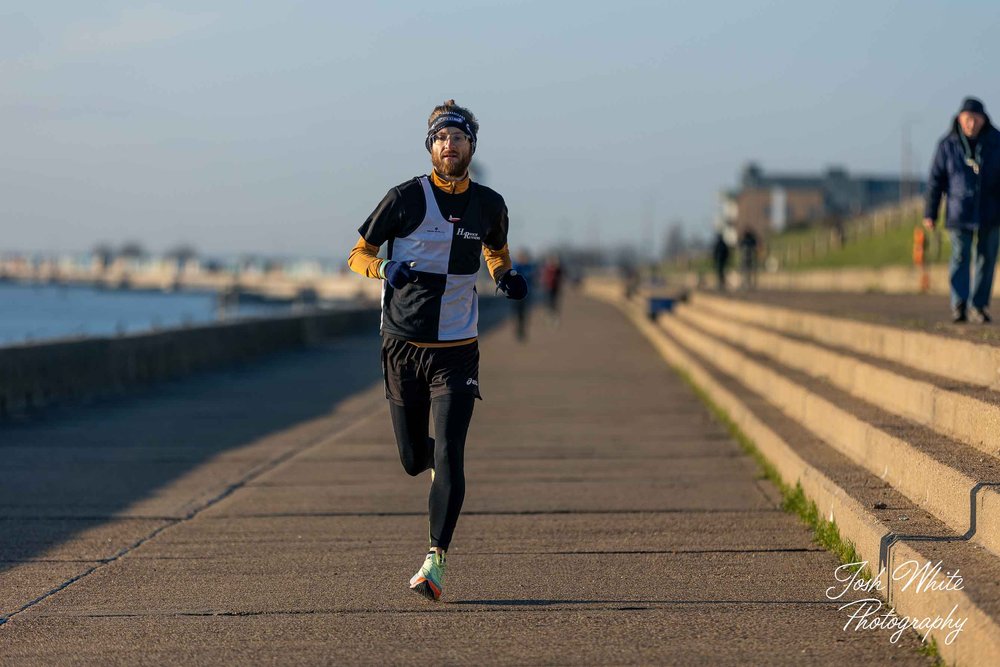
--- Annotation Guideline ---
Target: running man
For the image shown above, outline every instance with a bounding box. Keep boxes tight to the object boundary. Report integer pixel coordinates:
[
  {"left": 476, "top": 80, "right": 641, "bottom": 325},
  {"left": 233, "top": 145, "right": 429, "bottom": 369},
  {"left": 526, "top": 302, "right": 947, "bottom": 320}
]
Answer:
[{"left": 347, "top": 100, "right": 527, "bottom": 601}]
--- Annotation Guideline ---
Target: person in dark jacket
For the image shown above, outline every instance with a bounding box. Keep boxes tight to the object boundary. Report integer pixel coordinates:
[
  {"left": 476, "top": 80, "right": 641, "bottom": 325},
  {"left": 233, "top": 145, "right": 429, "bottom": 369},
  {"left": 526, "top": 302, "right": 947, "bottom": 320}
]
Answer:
[
  {"left": 924, "top": 97, "right": 1000, "bottom": 323},
  {"left": 712, "top": 228, "right": 730, "bottom": 290},
  {"left": 510, "top": 248, "right": 537, "bottom": 342},
  {"left": 738, "top": 227, "right": 759, "bottom": 290}
]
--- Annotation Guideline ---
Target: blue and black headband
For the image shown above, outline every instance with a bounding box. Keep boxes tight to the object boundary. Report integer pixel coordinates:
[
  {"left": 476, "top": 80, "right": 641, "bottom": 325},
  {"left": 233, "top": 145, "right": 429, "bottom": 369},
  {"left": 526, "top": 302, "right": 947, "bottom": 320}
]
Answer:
[{"left": 425, "top": 112, "right": 477, "bottom": 154}]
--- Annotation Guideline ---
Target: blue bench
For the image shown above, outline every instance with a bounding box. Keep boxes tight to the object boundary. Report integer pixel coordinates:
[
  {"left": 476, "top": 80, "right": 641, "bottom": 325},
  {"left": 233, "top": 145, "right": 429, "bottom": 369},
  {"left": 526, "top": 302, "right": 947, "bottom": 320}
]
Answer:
[{"left": 647, "top": 296, "right": 676, "bottom": 319}]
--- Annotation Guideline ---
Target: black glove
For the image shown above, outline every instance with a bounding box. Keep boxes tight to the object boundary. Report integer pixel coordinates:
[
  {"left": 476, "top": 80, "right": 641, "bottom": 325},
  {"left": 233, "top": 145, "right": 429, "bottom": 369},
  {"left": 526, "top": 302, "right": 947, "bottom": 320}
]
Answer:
[
  {"left": 383, "top": 260, "right": 418, "bottom": 289},
  {"left": 496, "top": 268, "right": 528, "bottom": 300}
]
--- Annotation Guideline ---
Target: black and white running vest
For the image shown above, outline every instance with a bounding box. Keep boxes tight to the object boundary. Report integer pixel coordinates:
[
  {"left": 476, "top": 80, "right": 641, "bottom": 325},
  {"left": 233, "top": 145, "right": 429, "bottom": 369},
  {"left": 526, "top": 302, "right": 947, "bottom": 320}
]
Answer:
[{"left": 381, "top": 177, "right": 485, "bottom": 342}]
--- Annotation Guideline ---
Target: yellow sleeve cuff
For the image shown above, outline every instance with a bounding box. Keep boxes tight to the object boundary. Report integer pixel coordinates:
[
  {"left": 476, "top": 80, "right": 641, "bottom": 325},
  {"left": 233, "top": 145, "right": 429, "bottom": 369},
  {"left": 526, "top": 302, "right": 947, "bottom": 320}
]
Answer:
[{"left": 348, "top": 237, "right": 385, "bottom": 279}]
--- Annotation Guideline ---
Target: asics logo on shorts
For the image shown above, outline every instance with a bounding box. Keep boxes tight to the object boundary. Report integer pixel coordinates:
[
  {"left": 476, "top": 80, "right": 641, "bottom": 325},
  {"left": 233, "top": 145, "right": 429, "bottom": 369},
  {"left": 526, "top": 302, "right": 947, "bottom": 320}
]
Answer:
[{"left": 466, "top": 378, "right": 478, "bottom": 386}]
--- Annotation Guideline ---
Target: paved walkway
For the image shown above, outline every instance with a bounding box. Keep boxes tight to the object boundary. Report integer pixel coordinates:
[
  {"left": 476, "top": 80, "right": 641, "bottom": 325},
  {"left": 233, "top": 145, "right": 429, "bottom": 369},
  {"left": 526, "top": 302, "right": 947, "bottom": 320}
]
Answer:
[{"left": 0, "top": 292, "right": 930, "bottom": 665}]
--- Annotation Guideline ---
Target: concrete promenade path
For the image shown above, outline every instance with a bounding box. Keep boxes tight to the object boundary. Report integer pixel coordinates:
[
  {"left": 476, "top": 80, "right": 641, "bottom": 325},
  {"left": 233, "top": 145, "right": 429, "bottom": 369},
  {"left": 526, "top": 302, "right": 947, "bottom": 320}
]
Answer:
[{"left": 0, "top": 292, "right": 931, "bottom": 665}]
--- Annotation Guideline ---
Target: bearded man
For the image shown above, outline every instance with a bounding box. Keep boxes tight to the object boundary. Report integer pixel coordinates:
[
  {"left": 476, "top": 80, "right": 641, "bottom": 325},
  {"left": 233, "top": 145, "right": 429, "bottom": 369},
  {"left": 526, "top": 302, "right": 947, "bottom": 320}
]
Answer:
[{"left": 348, "top": 100, "right": 527, "bottom": 601}]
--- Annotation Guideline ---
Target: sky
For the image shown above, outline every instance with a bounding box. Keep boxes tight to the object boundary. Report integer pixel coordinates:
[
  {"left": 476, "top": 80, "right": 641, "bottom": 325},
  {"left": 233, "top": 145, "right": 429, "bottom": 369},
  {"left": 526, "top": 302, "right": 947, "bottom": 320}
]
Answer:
[{"left": 2, "top": 1, "right": 999, "bottom": 261}]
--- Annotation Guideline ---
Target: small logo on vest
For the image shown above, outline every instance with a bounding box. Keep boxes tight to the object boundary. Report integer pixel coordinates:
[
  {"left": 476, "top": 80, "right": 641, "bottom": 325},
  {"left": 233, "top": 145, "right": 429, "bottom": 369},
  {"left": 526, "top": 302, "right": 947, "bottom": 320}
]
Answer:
[
  {"left": 456, "top": 227, "right": 481, "bottom": 241},
  {"left": 428, "top": 226, "right": 445, "bottom": 233}
]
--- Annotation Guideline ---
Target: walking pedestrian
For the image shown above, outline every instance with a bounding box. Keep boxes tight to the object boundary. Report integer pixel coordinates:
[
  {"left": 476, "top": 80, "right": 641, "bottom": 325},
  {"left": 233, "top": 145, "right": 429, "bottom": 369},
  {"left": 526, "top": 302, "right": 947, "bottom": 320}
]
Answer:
[
  {"left": 738, "top": 227, "right": 759, "bottom": 290},
  {"left": 347, "top": 100, "right": 527, "bottom": 601},
  {"left": 924, "top": 96, "right": 1000, "bottom": 323},
  {"left": 511, "top": 249, "right": 537, "bottom": 342},
  {"left": 541, "top": 254, "right": 564, "bottom": 324},
  {"left": 712, "top": 227, "right": 731, "bottom": 290}
]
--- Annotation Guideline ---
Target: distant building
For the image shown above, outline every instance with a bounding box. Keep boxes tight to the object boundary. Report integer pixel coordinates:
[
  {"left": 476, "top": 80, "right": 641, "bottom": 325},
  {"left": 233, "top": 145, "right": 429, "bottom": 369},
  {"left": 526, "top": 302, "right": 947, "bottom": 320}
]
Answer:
[{"left": 720, "top": 162, "right": 926, "bottom": 235}]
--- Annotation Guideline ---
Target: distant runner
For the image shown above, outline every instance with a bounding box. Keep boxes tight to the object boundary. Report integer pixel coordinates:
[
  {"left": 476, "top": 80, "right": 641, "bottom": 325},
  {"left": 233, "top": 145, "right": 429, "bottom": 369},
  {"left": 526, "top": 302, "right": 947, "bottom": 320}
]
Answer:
[
  {"left": 348, "top": 100, "right": 527, "bottom": 601},
  {"left": 511, "top": 249, "right": 537, "bottom": 341},
  {"left": 541, "top": 254, "right": 564, "bottom": 324}
]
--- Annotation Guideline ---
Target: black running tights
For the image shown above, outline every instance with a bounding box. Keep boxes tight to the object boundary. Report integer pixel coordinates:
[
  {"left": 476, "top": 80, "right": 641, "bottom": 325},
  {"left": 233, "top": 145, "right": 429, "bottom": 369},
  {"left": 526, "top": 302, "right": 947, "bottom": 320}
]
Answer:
[{"left": 389, "top": 393, "right": 475, "bottom": 551}]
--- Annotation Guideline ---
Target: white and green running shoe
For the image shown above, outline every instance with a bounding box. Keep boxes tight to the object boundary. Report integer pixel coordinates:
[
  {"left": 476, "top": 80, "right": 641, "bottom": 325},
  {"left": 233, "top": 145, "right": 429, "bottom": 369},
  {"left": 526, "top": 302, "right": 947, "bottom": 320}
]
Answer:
[{"left": 409, "top": 551, "right": 446, "bottom": 601}]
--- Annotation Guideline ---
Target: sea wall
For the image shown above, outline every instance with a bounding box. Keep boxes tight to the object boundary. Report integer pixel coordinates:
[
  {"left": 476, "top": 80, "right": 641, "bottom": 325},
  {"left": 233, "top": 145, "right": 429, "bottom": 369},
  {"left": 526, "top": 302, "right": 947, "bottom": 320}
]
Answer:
[{"left": 0, "top": 307, "right": 380, "bottom": 418}]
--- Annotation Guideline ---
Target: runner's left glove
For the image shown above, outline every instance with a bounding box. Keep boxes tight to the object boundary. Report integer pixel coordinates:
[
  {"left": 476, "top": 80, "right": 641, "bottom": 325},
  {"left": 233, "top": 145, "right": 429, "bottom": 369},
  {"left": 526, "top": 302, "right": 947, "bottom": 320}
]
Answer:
[{"left": 496, "top": 269, "right": 528, "bottom": 300}]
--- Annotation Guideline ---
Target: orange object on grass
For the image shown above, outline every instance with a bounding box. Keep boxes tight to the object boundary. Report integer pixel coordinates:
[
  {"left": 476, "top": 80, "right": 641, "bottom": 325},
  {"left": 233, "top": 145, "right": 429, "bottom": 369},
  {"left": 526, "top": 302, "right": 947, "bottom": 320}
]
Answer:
[{"left": 913, "top": 226, "right": 926, "bottom": 266}]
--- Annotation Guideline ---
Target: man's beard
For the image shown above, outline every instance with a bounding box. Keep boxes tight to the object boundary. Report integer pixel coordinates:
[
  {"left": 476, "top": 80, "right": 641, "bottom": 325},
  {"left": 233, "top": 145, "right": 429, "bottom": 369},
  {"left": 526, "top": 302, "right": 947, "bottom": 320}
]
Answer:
[{"left": 432, "top": 151, "right": 472, "bottom": 178}]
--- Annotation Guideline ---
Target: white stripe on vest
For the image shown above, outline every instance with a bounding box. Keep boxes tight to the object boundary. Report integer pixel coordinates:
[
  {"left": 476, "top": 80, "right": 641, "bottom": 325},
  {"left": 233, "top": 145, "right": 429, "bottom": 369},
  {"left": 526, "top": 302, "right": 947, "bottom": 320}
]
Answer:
[{"left": 390, "top": 177, "right": 454, "bottom": 275}]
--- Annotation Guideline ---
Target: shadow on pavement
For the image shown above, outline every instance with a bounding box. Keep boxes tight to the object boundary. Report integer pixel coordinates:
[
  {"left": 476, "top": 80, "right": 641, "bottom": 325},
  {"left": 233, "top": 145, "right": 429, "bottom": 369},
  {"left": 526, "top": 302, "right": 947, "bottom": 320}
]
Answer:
[{"left": 0, "top": 334, "right": 381, "bottom": 573}]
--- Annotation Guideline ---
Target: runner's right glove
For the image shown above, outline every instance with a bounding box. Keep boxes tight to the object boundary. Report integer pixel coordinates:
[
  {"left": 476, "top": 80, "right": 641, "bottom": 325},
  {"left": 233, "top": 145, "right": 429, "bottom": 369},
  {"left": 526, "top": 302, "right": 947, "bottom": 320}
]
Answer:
[
  {"left": 496, "top": 269, "right": 528, "bottom": 300},
  {"left": 382, "top": 260, "right": 419, "bottom": 289}
]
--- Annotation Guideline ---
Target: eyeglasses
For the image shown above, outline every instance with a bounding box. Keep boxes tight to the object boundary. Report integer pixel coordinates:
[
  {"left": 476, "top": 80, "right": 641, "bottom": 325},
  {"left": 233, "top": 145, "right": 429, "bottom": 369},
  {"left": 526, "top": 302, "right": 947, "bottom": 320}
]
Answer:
[{"left": 431, "top": 132, "right": 470, "bottom": 145}]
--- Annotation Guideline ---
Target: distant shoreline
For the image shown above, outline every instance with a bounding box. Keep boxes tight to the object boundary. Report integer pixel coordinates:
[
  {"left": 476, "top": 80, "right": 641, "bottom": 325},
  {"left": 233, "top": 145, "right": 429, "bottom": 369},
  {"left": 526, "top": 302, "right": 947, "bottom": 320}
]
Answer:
[{"left": 0, "top": 282, "right": 294, "bottom": 348}]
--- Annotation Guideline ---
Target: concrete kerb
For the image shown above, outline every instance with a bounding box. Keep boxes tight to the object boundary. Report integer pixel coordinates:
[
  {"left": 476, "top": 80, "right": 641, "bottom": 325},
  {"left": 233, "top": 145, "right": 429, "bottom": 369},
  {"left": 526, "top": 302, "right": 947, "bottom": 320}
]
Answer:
[
  {"left": 679, "top": 299, "right": 1000, "bottom": 461},
  {"left": 755, "top": 265, "right": 950, "bottom": 295},
  {"left": 691, "top": 291, "right": 1000, "bottom": 391},
  {"left": 583, "top": 284, "right": 1000, "bottom": 666},
  {"left": 669, "top": 304, "right": 1000, "bottom": 562}
]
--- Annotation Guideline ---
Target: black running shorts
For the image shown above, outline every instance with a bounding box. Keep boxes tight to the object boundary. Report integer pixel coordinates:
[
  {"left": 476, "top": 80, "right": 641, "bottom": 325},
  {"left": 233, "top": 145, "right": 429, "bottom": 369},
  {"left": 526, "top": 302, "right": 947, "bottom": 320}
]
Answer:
[{"left": 381, "top": 336, "right": 482, "bottom": 405}]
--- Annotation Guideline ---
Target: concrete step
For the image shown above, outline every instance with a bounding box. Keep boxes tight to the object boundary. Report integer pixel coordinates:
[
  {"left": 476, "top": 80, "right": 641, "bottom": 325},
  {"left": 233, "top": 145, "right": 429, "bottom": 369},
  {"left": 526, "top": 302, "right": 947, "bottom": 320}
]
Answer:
[
  {"left": 679, "top": 297, "right": 1000, "bottom": 462},
  {"left": 691, "top": 290, "right": 1000, "bottom": 390},
  {"left": 668, "top": 304, "right": 1000, "bottom": 560},
  {"left": 755, "top": 265, "right": 950, "bottom": 295},
  {"left": 584, "top": 284, "right": 1000, "bottom": 666}
]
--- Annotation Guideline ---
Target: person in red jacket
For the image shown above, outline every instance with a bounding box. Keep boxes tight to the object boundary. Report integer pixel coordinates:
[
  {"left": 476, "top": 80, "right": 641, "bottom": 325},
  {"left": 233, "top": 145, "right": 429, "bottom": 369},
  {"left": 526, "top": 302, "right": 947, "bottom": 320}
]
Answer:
[{"left": 540, "top": 254, "right": 564, "bottom": 324}]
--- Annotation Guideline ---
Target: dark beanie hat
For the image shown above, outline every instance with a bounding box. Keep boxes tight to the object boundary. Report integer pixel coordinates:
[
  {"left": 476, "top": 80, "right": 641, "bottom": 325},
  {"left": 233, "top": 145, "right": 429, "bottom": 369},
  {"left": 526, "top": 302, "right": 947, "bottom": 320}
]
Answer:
[
  {"left": 960, "top": 97, "right": 986, "bottom": 115},
  {"left": 425, "top": 110, "right": 477, "bottom": 154}
]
